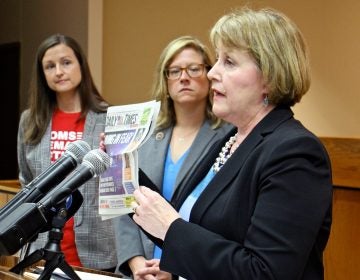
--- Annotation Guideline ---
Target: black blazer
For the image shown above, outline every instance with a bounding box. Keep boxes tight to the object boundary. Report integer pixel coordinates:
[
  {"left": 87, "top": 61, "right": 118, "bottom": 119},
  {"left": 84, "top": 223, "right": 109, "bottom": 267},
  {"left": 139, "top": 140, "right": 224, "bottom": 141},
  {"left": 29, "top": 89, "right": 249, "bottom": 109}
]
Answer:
[{"left": 159, "top": 106, "right": 332, "bottom": 280}]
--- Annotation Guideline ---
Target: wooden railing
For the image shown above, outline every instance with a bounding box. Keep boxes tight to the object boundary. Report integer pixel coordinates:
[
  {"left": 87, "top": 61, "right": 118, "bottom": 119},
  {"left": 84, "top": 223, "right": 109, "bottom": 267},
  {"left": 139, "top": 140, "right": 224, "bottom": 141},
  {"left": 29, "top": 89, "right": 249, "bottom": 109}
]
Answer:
[
  {"left": 0, "top": 180, "right": 21, "bottom": 270},
  {"left": 320, "top": 137, "right": 360, "bottom": 280},
  {"left": 320, "top": 137, "right": 360, "bottom": 188},
  {"left": 0, "top": 180, "right": 20, "bottom": 209}
]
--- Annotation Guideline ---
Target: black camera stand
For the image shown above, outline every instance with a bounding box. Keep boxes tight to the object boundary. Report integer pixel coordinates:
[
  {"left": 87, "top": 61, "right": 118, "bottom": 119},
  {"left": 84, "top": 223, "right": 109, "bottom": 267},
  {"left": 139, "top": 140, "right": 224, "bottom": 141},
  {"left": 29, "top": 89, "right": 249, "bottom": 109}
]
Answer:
[{"left": 10, "top": 206, "right": 81, "bottom": 280}]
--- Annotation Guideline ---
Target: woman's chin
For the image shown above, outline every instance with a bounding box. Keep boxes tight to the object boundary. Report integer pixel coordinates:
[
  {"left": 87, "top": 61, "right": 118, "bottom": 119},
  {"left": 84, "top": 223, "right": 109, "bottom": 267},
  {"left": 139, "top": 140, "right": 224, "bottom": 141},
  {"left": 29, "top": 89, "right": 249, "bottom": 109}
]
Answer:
[{"left": 212, "top": 107, "right": 227, "bottom": 119}]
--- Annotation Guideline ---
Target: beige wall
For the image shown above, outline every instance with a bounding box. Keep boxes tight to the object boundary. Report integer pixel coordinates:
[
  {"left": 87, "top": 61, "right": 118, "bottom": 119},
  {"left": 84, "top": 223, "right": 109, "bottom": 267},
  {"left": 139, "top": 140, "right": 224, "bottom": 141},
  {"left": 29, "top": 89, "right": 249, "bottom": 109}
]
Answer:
[
  {"left": 0, "top": 0, "right": 89, "bottom": 112},
  {"left": 20, "top": 0, "right": 89, "bottom": 112},
  {"left": 101, "top": 0, "right": 360, "bottom": 138},
  {"left": 88, "top": 0, "right": 103, "bottom": 92}
]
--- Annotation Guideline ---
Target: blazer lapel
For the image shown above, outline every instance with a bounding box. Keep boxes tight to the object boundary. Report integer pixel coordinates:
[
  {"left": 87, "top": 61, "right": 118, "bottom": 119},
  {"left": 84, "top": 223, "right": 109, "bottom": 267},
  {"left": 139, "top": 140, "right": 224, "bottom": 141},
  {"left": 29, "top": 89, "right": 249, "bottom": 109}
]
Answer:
[
  {"left": 190, "top": 131, "right": 264, "bottom": 222},
  {"left": 82, "top": 110, "right": 96, "bottom": 145},
  {"left": 139, "top": 127, "right": 172, "bottom": 189},
  {"left": 188, "top": 106, "right": 294, "bottom": 223},
  {"left": 172, "top": 128, "right": 236, "bottom": 208},
  {"left": 174, "top": 121, "right": 219, "bottom": 192},
  {"left": 40, "top": 119, "right": 52, "bottom": 173}
]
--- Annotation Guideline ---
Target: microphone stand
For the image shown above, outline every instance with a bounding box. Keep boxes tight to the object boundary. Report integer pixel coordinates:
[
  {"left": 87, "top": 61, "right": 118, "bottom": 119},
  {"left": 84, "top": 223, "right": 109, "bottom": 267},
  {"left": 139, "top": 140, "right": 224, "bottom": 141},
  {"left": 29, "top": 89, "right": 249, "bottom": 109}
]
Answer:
[{"left": 10, "top": 204, "right": 81, "bottom": 280}]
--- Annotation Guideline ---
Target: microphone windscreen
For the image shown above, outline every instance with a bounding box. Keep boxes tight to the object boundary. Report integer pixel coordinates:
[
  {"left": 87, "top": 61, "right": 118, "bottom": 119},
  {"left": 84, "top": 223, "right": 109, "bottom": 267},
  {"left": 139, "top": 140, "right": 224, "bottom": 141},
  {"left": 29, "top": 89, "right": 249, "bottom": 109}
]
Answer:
[
  {"left": 82, "top": 149, "right": 111, "bottom": 176},
  {"left": 66, "top": 140, "right": 91, "bottom": 163}
]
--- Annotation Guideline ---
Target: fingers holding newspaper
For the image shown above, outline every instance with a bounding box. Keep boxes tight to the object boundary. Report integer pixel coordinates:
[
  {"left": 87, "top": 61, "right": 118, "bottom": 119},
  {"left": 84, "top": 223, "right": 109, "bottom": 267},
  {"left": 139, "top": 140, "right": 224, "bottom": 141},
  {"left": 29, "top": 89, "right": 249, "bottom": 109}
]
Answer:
[
  {"left": 132, "top": 186, "right": 181, "bottom": 241},
  {"left": 99, "top": 132, "right": 106, "bottom": 151}
]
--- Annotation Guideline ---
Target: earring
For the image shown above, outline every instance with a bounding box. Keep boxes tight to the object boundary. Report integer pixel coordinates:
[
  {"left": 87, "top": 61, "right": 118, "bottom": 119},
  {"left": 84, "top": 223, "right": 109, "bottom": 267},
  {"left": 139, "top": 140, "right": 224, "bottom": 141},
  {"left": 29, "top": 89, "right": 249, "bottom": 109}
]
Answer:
[{"left": 263, "top": 95, "right": 269, "bottom": 107}]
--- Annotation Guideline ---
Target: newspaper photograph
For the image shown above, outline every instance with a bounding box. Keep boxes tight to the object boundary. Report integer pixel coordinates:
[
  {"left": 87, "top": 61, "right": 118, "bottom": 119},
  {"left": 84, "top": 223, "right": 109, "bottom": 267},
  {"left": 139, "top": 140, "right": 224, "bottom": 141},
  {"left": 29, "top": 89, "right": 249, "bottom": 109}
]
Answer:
[{"left": 99, "top": 100, "right": 160, "bottom": 219}]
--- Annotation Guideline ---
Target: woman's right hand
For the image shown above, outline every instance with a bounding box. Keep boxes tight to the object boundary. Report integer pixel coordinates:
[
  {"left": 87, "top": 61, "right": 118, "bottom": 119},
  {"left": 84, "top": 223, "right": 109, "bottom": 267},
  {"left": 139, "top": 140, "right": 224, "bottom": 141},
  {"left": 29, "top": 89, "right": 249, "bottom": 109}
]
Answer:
[
  {"left": 129, "top": 256, "right": 150, "bottom": 280},
  {"left": 134, "top": 259, "right": 172, "bottom": 280}
]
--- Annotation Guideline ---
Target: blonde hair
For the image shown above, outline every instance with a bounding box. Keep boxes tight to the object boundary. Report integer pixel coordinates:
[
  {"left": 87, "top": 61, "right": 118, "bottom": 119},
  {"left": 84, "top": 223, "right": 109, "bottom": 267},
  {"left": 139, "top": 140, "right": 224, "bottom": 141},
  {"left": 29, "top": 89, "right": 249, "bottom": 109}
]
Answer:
[
  {"left": 210, "top": 8, "right": 311, "bottom": 106},
  {"left": 151, "top": 35, "right": 222, "bottom": 129}
]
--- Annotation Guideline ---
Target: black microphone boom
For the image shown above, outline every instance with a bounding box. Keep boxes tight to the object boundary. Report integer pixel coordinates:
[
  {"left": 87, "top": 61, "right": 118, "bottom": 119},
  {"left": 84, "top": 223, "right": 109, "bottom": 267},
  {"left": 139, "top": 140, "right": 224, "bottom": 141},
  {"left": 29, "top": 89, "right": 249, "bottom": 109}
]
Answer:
[
  {"left": 0, "top": 149, "right": 110, "bottom": 256},
  {"left": 0, "top": 140, "right": 91, "bottom": 219}
]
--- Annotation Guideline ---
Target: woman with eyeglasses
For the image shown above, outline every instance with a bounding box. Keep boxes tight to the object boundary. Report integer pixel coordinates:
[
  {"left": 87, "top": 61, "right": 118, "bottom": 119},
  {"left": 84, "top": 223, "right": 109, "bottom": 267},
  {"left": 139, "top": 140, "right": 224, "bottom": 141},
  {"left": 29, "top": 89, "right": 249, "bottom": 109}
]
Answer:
[
  {"left": 130, "top": 8, "right": 332, "bottom": 280},
  {"left": 111, "top": 36, "right": 232, "bottom": 279}
]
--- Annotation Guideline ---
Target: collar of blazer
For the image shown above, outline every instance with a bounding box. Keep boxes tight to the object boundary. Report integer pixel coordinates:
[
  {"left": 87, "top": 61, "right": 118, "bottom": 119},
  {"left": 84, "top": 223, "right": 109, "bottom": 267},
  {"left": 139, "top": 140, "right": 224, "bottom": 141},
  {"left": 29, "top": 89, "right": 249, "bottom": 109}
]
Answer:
[
  {"left": 149, "top": 120, "right": 224, "bottom": 192},
  {"left": 173, "top": 106, "right": 294, "bottom": 221},
  {"left": 175, "top": 120, "right": 223, "bottom": 186}
]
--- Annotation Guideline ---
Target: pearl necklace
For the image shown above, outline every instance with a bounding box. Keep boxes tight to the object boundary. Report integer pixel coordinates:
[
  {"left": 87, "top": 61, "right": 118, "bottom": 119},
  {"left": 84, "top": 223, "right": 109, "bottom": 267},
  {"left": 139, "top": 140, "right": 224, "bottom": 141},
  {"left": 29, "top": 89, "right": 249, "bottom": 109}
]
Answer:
[{"left": 212, "top": 133, "right": 238, "bottom": 173}]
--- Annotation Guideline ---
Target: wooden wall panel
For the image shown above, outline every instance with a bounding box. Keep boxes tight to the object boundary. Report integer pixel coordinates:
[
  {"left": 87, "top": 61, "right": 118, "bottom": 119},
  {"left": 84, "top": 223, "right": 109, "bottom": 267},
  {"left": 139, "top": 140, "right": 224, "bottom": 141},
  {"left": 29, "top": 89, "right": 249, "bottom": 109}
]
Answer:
[
  {"left": 324, "top": 187, "right": 360, "bottom": 279},
  {"left": 320, "top": 137, "right": 360, "bottom": 189},
  {"left": 320, "top": 137, "right": 360, "bottom": 279},
  {"left": 0, "top": 181, "right": 18, "bottom": 208}
]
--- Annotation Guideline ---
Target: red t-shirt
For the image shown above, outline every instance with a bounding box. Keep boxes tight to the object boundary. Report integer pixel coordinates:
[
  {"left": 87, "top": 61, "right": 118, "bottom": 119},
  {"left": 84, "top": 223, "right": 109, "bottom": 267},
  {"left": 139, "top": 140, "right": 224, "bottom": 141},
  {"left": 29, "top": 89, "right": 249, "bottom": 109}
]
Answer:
[{"left": 51, "top": 108, "right": 85, "bottom": 267}]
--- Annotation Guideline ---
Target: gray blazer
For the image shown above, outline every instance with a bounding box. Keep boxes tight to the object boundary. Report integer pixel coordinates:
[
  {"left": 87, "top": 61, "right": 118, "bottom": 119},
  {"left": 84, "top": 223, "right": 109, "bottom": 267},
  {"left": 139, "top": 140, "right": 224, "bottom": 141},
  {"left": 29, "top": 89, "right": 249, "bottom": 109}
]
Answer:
[
  {"left": 113, "top": 120, "right": 233, "bottom": 275},
  {"left": 17, "top": 109, "right": 118, "bottom": 270}
]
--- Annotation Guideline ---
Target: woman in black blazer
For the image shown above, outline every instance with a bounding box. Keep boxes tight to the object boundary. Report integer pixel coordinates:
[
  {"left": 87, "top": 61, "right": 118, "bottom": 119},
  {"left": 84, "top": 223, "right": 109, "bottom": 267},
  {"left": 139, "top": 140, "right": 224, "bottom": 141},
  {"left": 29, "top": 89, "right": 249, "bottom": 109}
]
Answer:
[{"left": 131, "top": 7, "right": 332, "bottom": 280}]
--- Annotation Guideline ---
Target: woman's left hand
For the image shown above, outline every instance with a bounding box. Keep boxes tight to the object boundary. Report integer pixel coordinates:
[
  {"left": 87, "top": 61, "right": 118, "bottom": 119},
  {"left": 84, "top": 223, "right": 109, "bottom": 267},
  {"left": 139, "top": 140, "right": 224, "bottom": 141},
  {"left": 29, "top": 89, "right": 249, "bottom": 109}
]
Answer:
[{"left": 132, "top": 186, "right": 181, "bottom": 240}]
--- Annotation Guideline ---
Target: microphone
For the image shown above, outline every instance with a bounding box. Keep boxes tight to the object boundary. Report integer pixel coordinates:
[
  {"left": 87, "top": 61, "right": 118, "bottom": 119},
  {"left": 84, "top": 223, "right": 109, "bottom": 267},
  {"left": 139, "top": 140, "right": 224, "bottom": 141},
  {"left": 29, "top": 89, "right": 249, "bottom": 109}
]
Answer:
[
  {"left": 0, "top": 140, "right": 91, "bottom": 218},
  {"left": 39, "top": 149, "right": 110, "bottom": 210},
  {"left": 0, "top": 149, "right": 110, "bottom": 256}
]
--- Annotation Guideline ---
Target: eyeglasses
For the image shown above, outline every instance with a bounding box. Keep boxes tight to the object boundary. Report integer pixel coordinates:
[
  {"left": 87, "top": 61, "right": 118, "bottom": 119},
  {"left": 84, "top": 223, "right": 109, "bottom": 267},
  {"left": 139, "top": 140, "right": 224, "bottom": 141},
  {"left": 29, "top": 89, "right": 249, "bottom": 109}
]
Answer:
[{"left": 165, "top": 63, "right": 208, "bottom": 80}]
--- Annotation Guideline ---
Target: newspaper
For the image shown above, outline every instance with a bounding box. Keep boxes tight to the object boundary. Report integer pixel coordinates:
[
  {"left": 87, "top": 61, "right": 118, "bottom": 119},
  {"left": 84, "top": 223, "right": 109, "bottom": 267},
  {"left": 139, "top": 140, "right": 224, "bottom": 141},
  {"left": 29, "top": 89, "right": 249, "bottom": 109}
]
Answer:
[{"left": 99, "top": 100, "right": 160, "bottom": 219}]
